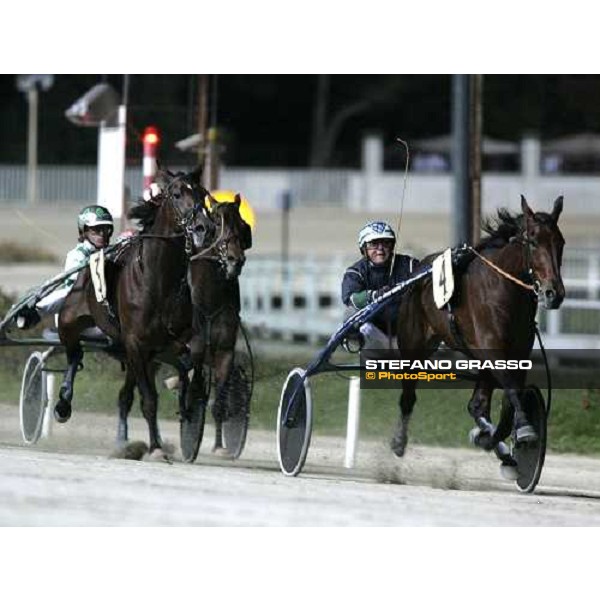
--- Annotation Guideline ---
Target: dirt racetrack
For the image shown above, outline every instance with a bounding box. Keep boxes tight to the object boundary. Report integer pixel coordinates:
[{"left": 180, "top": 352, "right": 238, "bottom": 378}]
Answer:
[{"left": 1, "top": 403, "right": 600, "bottom": 526}]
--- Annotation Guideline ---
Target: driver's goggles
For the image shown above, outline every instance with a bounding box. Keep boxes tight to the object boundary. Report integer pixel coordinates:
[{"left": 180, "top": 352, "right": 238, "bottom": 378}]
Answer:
[
  {"left": 86, "top": 225, "right": 113, "bottom": 235},
  {"left": 366, "top": 239, "right": 393, "bottom": 249}
]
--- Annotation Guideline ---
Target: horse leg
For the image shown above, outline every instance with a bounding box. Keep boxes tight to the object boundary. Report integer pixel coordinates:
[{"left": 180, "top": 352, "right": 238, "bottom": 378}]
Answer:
[
  {"left": 492, "top": 369, "right": 537, "bottom": 443},
  {"left": 390, "top": 379, "right": 417, "bottom": 457},
  {"left": 468, "top": 377, "right": 519, "bottom": 477},
  {"left": 176, "top": 363, "right": 190, "bottom": 422},
  {"left": 467, "top": 373, "right": 497, "bottom": 451},
  {"left": 55, "top": 343, "right": 83, "bottom": 423},
  {"left": 491, "top": 395, "right": 518, "bottom": 480},
  {"left": 506, "top": 387, "right": 537, "bottom": 443},
  {"left": 211, "top": 350, "right": 234, "bottom": 456},
  {"left": 129, "top": 352, "right": 163, "bottom": 455},
  {"left": 116, "top": 366, "right": 136, "bottom": 446}
]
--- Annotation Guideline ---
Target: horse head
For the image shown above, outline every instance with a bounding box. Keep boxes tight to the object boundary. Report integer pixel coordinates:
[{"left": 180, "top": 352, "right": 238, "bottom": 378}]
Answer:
[
  {"left": 521, "top": 195, "right": 565, "bottom": 309},
  {"left": 204, "top": 192, "right": 251, "bottom": 279},
  {"left": 148, "top": 166, "right": 214, "bottom": 245}
]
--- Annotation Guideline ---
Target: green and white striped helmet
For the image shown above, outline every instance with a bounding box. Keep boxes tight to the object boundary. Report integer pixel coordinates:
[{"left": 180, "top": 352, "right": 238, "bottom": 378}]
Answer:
[{"left": 77, "top": 205, "right": 113, "bottom": 234}]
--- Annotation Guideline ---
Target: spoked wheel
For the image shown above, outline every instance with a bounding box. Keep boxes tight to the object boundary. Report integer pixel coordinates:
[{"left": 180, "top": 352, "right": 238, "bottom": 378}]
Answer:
[
  {"left": 277, "top": 367, "right": 313, "bottom": 476},
  {"left": 19, "top": 351, "right": 48, "bottom": 445},
  {"left": 180, "top": 366, "right": 209, "bottom": 463},
  {"left": 222, "top": 349, "right": 253, "bottom": 459},
  {"left": 513, "top": 385, "right": 547, "bottom": 493}
]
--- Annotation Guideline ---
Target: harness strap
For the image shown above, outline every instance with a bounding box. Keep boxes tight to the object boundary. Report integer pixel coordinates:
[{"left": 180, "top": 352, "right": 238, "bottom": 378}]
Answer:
[{"left": 445, "top": 303, "right": 473, "bottom": 357}]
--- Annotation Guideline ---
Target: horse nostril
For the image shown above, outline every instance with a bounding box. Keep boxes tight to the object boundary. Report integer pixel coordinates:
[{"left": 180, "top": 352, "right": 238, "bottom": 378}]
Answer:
[{"left": 546, "top": 289, "right": 555, "bottom": 300}]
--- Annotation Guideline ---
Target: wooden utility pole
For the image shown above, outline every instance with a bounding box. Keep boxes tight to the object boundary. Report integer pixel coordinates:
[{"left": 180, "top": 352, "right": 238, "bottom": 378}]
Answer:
[
  {"left": 452, "top": 75, "right": 471, "bottom": 245},
  {"left": 197, "top": 75, "right": 209, "bottom": 173},
  {"left": 198, "top": 74, "right": 220, "bottom": 190},
  {"left": 452, "top": 74, "right": 484, "bottom": 246},
  {"left": 470, "top": 74, "right": 483, "bottom": 245},
  {"left": 206, "top": 75, "right": 220, "bottom": 189}
]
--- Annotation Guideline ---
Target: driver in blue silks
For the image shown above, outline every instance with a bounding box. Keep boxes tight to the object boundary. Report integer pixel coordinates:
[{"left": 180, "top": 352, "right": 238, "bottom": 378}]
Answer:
[{"left": 341, "top": 221, "right": 418, "bottom": 350}]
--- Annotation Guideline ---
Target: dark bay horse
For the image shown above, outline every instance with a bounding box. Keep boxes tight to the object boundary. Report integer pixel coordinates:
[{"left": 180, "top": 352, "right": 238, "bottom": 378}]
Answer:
[
  {"left": 186, "top": 193, "right": 252, "bottom": 456},
  {"left": 56, "top": 167, "right": 213, "bottom": 458},
  {"left": 393, "top": 195, "right": 565, "bottom": 473},
  {"left": 56, "top": 168, "right": 251, "bottom": 460}
]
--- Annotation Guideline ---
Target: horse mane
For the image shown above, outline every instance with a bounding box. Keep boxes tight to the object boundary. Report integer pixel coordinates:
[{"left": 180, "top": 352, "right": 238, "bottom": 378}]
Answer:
[
  {"left": 478, "top": 208, "right": 523, "bottom": 250},
  {"left": 127, "top": 197, "right": 161, "bottom": 231},
  {"left": 128, "top": 169, "right": 206, "bottom": 232}
]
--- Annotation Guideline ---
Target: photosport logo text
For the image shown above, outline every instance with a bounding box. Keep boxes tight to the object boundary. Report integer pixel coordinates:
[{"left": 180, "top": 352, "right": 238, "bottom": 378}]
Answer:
[
  {"left": 360, "top": 349, "right": 600, "bottom": 390},
  {"left": 360, "top": 352, "right": 535, "bottom": 389}
]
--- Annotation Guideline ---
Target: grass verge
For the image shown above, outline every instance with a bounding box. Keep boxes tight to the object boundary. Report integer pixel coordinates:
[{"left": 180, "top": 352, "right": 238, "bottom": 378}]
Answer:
[
  {"left": 0, "top": 344, "right": 599, "bottom": 456},
  {"left": 0, "top": 242, "right": 57, "bottom": 264}
]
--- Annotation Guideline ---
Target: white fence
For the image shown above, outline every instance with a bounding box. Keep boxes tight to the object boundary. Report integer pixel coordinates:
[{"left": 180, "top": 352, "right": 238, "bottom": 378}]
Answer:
[
  {"left": 240, "top": 248, "right": 600, "bottom": 349},
  {"left": 2, "top": 164, "right": 600, "bottom": 216},
  {"left": 0, "top": 165, "right": 144, "bottom": 204}
]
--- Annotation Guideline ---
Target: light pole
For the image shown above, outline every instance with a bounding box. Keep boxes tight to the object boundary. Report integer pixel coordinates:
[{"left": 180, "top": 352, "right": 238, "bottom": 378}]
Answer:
[
  {"left": 16, "top": 75, "right": 54, "bottom": 206},
  {"left": 26, "top": 87, "right": 38, "bottom": 206}
]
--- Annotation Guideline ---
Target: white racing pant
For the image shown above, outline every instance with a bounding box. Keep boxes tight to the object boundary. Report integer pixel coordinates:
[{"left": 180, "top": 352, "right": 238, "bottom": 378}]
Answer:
[
  {"left": 36, "top": 286, "right": 70, "bottom": 317},
  {"left": 35, "top": 285, "right": 104, "bottom": 338},
  {"left": 343, "top": 305, "right": 398, "bottom": 350},
  {"left": 359, "top": 322, "right": 398, "bottom": 350}
]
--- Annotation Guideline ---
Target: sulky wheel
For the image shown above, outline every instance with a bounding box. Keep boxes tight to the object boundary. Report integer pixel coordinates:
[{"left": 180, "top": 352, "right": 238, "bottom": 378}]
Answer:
[
  {"left": 513, "top": 384, "right": 547, "bottom": 493},
  {"left": 19, "top": 351, "right": 48, "bottom": 445},
  {"left": 222, "top": 350, "right": 253, "bottom": 459},
  {"left": 180, "top": 366, "right": 210, "bottom": 463},
  {"left": 277, "top": 367, "right": 313, "bottom": 477}
]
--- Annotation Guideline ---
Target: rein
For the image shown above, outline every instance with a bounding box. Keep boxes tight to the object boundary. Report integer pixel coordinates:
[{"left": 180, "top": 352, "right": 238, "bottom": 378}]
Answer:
[
  {"left": 138, "top": 232, "right": 185, "bottom": 240},
  {"left": 468, "top": 245, "right": 536, "bottom": 293},
  {"left": 189, "top": 211, "right": 226, "bottom": 263}
]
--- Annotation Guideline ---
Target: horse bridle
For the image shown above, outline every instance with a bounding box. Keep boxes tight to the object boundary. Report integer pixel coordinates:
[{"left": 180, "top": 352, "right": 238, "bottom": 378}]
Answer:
[
  {"left": 189, "top": 207, "right": 247, "bottom": 276},
  {"left": 471, "top": 214, "right": 564, "bottom": 298},
  {"left": 139, "top": 176, "right": 211, "bottom": 256},
  {"left": 189, "top": 210, "right": 226, "bottom": 263},
  {"left": 159, "top": 176, "right": 238, "bottom": 271},
  {"left": 468, "top": 223, "right": 541, "bottom": 295},
  {"left": 514, "top": 213, "right": 562, "bottom": 296},
  {"left": 139, "top": 176, "right": 243, "bottom": 276}
]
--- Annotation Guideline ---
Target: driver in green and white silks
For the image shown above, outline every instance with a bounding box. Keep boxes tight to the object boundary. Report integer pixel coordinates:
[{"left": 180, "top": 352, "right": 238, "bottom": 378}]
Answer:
[{"left": 15, "top": 205, "right": 114, "bottom": 329}]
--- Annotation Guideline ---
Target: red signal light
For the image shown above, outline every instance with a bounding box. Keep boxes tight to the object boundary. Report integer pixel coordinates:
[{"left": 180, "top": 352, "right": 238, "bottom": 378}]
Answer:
[{"left": 143, "top": 126, "right": 159, "bottom": 146}]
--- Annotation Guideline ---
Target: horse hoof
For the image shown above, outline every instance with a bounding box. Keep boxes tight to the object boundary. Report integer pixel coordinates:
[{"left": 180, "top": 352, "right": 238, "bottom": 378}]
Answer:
[
  {"left": 390, "top": 438, "right": 406, "bottom": 457},
  {"left": 110, "top": 441, "right": 149, "bottom": 460},
  {"left": 468, "top": 427, "right": 481, "bottom": 445},
  {"left": 515, "top": 425, "right": 538, "bottom": 444},
  {"left": 500, "top": 464, "right": 519, "bottom": 481},
  {"left": 469, "top": 427, "right": 495, "bottom": 451},
  {"left": 54, "top": 402, "right": 72, "bottom": 423},
  {"left": 146, "top": 448, "right": 173, "bottom": 463},
  {"left": 58, "top": 383, "right": 73, "bottom": 403},
  {"left": 212, "top": 447, "right": 234, "bottom": 459}
]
